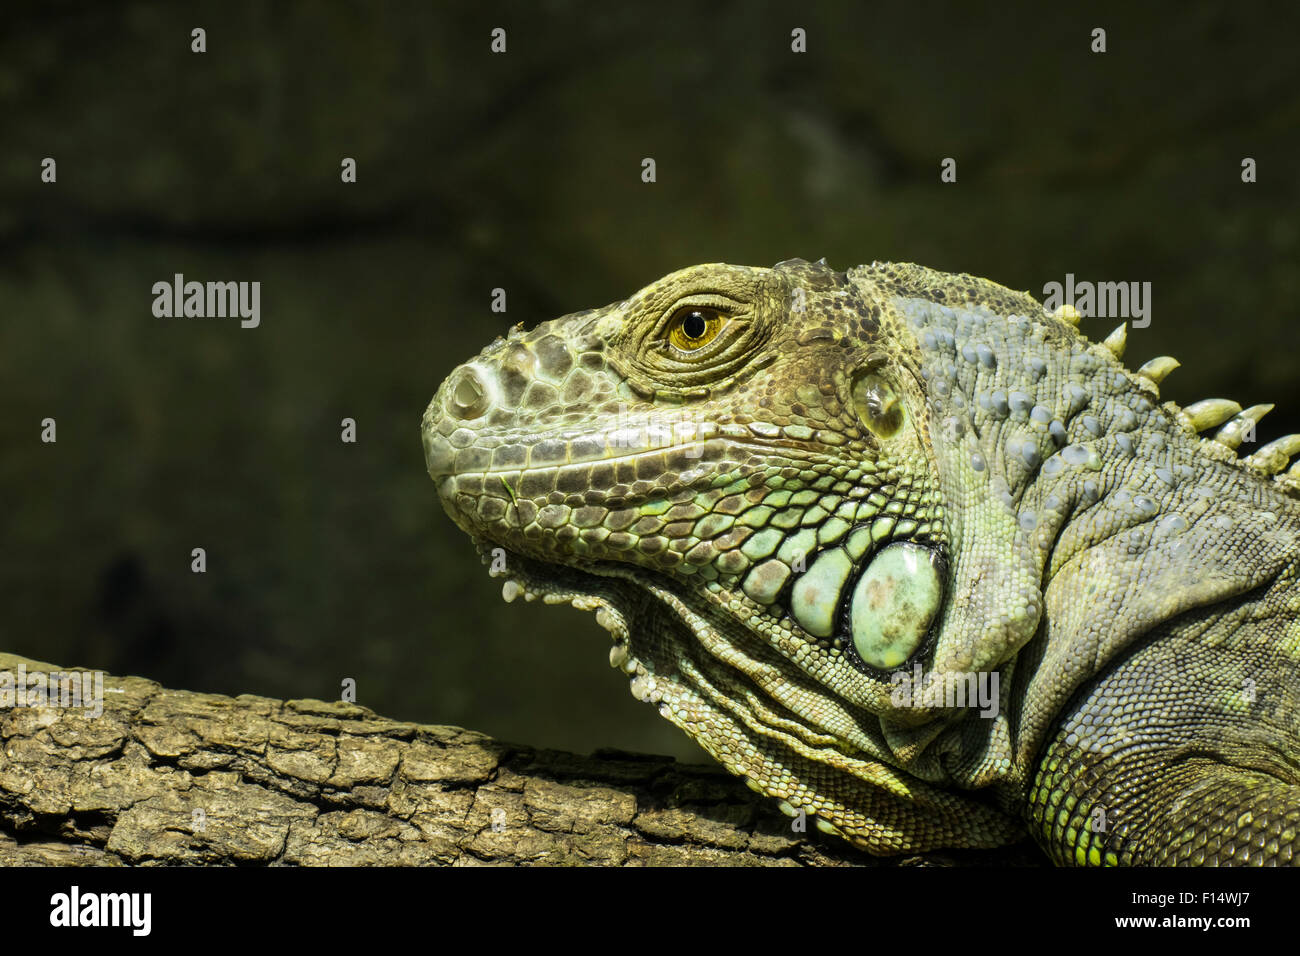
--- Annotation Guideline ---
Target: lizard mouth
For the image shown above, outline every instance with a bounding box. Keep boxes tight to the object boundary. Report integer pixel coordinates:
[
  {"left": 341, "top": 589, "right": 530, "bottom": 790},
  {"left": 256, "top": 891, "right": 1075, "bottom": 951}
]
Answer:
[
  {"left": 471, "top": 535, "right": 612, "bottom": 603},
  {"left": 464, "top": 535, "right": 662, "bottom": 680}
]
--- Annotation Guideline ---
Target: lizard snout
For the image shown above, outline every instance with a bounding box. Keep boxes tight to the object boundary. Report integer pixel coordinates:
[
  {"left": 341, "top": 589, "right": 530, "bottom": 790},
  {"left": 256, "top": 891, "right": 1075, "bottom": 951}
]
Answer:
[{"left": 422, "top": 363, "right": 497, "bottom": 479}]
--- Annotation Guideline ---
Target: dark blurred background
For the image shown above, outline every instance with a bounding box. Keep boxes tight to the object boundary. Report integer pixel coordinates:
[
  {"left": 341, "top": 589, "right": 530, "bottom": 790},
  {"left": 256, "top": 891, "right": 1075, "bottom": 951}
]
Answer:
[{"left": 2, "top": 1, "right": 1297, "bottom": 762}]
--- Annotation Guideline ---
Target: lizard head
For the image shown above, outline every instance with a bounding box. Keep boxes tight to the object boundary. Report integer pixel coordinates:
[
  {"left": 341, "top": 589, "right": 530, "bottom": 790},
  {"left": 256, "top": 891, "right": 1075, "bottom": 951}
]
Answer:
[
  {"left": 422, "top": 259, "right": 1037, "bottom": 852},
  {"left": 429, "top": 258, "right": 1300, "bottom": 856}
]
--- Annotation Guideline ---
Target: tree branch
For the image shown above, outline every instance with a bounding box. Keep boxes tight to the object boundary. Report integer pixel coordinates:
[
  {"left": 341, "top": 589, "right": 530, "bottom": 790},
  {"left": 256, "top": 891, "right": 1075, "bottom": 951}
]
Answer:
[{"left": 0, "top": 653, "right": 1041, "bottom": 866}]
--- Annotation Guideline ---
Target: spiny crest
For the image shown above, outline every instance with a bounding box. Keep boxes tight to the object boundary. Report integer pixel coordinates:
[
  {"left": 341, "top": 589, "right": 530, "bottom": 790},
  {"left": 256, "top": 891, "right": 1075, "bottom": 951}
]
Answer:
[{"left": 1053, "top": 306, "right": 1300, "bottom": 499}]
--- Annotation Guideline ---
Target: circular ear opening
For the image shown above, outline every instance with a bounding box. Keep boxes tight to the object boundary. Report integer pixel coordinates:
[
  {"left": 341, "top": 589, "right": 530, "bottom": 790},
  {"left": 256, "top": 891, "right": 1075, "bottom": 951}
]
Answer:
[{"left": 851, "top": 367, "right": 905, "bottom": 439}]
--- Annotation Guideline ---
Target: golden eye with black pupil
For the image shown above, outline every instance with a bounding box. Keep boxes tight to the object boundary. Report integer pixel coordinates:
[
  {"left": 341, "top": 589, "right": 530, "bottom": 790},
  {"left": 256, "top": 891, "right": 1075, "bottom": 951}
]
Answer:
[{"left": 667, "top": 307, "right": 724, "bottom": 352}]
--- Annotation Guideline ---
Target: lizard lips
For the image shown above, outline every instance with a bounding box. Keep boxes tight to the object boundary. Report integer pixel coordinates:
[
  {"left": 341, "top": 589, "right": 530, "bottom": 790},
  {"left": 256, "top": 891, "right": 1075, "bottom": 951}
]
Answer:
[{"left": 422, "top": 428, "right": 456, "bottom": 480}]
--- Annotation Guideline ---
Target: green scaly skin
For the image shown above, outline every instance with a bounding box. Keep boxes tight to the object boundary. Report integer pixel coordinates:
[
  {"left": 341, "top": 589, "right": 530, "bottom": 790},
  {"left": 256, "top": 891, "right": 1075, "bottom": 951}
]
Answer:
[{"left": 422, "top": 259, "right": 1300, "bottom": 865}]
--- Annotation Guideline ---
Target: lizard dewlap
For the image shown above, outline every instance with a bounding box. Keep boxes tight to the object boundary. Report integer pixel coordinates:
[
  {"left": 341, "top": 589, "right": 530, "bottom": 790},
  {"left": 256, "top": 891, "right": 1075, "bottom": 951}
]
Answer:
[{"left": 423, "top": 258, "right": 1300, "bottom": 865}]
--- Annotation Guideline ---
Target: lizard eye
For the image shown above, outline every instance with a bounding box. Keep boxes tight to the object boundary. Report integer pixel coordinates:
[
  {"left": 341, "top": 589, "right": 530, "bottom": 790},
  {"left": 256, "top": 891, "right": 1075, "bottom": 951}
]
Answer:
[{"left": 667, "top": 307, "right": 725, "bottom": 352}]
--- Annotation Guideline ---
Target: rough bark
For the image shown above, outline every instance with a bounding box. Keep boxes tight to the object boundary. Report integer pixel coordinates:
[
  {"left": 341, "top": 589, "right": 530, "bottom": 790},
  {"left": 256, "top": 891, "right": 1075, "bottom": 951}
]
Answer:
[{"left": 0, "top": 653, "right": 1042, "bottom": 866}]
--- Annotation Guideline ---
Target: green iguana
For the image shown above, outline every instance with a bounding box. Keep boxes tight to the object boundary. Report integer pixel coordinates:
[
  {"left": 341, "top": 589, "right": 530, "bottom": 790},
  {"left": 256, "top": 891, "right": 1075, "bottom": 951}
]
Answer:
[{"left": 421, "top": 259, "right": 1300, "bottom": 865}]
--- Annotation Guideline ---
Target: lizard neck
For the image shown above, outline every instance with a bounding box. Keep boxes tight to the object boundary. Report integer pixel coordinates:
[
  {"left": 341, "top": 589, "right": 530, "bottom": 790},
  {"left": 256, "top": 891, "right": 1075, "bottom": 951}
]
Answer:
[{"left": 894, "top": 292, "right": 1300, "bottom": 778}]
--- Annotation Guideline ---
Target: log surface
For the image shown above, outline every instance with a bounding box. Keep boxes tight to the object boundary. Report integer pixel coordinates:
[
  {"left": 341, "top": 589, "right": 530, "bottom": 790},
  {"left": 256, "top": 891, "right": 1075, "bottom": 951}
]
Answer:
[{"left": 0, "top": 654, "right": 1042, "bottom": 866}]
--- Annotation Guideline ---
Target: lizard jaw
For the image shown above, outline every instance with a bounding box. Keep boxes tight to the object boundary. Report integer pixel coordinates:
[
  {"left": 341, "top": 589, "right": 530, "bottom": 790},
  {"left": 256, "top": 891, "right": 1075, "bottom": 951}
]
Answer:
[{"left": 468, "top": 536, "right": 638, "bottom": 662}]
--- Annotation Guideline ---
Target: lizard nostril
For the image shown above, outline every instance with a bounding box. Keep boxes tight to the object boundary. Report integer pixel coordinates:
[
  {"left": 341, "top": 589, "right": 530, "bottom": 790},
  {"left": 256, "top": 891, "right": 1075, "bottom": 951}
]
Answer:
[{"left": 447, "top": 367, "right": 490, "bottom": 420}]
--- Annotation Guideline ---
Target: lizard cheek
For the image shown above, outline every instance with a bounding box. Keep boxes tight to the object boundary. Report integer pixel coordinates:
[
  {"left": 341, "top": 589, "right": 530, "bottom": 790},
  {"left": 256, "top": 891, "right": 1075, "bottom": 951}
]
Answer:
[{"left": 849, "top": 542, "right": 943, "bottom": 670}]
